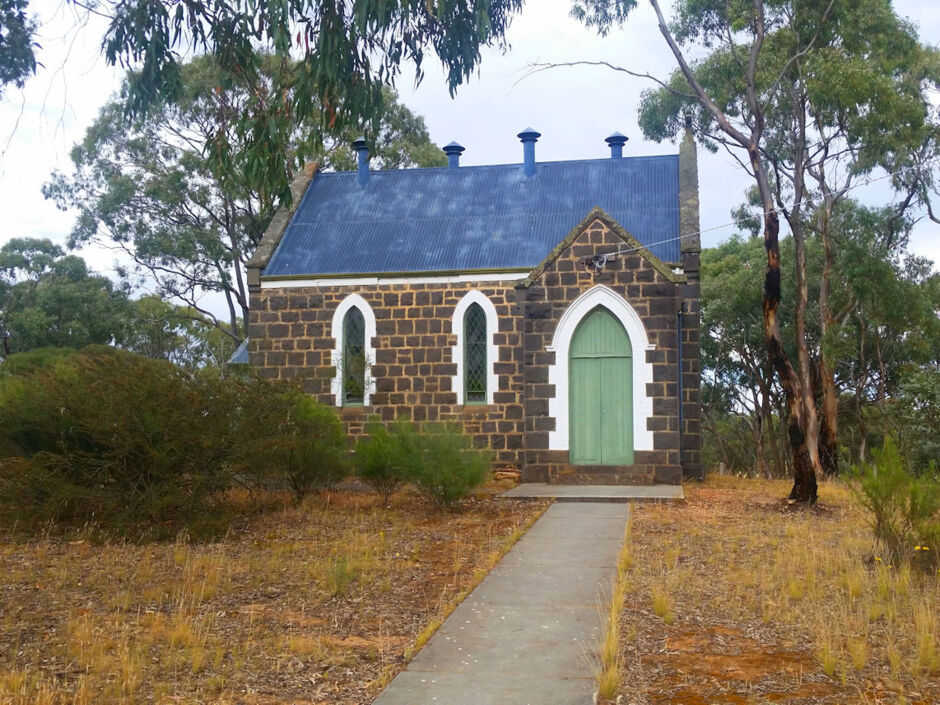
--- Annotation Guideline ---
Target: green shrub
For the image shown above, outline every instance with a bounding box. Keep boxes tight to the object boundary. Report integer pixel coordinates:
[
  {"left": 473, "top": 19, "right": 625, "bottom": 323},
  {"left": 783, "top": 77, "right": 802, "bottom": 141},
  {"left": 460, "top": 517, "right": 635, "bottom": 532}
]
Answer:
[
  {"left": 0, "top": 347, "right": 77, "bottom": 378},
  {"left": 359, "top": 420, "right": 490, "bottom": 508},
  {"left": 353, "top": 419, "right": 490, "bottom": 507},
  {"left": 0, "top": 346, "right": 236, "bottom": 530},
  {"left": 237, "top": 388, "right": 350, "bottom": 500},
  {"left": 0, "top": 346, "right": 350, "bottom": 532},
  {"left": 852, "top": 438, "right": 940, "bottom": 570},
  {"left": 407, "top": 422, "right": 491, "bottom": 507},
  {"left": 354, "top": 419, "right": 410, "bottom": 504}
]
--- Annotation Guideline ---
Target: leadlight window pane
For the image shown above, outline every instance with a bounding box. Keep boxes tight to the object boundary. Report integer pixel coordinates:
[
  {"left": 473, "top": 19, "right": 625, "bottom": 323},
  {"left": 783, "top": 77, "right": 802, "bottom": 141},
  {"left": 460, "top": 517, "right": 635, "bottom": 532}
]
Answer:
[
  {"left": 464, "top": 303, "right": 487, "bottom": 403},
  {"left": 343, "top": 307, "right": 365, "bottom": 405}
]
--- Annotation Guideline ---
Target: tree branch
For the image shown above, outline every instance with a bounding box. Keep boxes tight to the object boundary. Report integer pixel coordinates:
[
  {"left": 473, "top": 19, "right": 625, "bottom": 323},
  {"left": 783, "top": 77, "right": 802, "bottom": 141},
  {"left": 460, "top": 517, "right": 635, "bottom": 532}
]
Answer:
[{"left": 520, "top": 60, "right": 694, "bottom": 98}]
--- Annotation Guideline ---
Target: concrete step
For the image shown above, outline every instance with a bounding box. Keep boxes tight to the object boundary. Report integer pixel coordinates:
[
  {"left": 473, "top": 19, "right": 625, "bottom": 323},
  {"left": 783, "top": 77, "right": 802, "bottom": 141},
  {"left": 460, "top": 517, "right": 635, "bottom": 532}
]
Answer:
[
  {"left": 548, "top": 464, "right": 682, "bottom": 486},
  {"left": 501, "top": 483, "right": 684, "bottom": 502}
]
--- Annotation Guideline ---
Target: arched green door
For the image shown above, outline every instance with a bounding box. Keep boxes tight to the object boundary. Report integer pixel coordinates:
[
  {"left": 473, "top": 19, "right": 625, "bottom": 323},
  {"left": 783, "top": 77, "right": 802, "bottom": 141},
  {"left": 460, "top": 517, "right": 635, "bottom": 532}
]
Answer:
[{"left": 569, "top": 306, "right": 633, "bottom": 465}]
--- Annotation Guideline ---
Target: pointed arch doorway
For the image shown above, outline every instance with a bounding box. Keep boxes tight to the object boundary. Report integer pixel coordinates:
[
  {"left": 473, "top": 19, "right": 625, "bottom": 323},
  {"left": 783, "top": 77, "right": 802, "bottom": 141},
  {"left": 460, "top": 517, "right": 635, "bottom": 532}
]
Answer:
[{"left": 568, "top": 306, "right": 634, "bottom": 465}]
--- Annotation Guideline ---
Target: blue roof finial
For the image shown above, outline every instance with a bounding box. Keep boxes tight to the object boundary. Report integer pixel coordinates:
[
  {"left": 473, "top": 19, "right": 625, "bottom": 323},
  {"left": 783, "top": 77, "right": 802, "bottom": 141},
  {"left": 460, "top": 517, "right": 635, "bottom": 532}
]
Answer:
[
  {"left": 605, "top": 132, "right": 629, "bottom": 159},
  {"left": 517, "top": 128, "right": 541, "bottom": 177},
  {"left": 442, "top": 141, "right": 466, "bottom": 168},
  {"left": 353, "top": 136, "right": 369, "bottom": 186}
]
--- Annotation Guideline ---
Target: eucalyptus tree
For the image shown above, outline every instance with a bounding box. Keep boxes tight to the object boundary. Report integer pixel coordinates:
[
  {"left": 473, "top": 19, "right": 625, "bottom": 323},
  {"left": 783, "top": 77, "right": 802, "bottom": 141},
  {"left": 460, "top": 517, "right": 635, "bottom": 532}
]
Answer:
[
  {"left": 701, "top": 235, "right": 787, "bottom": 477},
  {"left": 571, "top": 0, "right": 939, "bottom": 501},
  {"left": 72, "top": 0, "right": 522, "bottom": 205},
  {"left": 0, "top": 237, "right": 131, "bottom": 358},
  {"left": 825, "top": 202, "right": 940, "bottom": 467},
  {"left": 0, "top": 0, "right": 37, "bottom": 97},
  {"left": 124, "top": 295, "right": 237, "bottom": 370},
  {"left": 45, "top": 55, "right": 445, "bottom": 341}
]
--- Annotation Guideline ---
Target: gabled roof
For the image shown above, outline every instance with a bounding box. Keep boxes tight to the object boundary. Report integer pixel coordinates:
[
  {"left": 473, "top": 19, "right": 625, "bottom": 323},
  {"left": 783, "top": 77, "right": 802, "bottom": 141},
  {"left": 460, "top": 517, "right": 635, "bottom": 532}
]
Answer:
[{"left": 263, "top": 155, "right": 681, "bottom": 278}]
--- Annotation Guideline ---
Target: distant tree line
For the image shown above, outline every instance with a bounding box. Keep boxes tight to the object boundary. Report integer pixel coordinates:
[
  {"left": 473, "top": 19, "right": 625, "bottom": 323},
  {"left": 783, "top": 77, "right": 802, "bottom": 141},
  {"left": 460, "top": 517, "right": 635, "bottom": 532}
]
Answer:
[{"left": 700, "top": 205, "right": 939, "bottom": 478}]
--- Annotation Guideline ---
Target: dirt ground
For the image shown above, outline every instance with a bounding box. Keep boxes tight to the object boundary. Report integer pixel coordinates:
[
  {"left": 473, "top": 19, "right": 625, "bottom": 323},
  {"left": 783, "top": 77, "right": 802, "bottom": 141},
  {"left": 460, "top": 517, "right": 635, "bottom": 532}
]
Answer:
[
  {"left": 611, "top": 477, "right": 938, "bottom": 705},
  {"left": 0, "top": 488, "right": 547, "bottom": 704}
]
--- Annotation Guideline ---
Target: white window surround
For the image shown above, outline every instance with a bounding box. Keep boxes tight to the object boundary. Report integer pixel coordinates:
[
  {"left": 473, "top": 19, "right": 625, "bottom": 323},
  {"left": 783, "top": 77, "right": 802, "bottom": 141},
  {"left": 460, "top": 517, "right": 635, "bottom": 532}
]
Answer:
[
  {"left": 547, "top": 285, "right": 656, "bottom": 453},
  {"left": 330, "top": 294, "right": 377, "bottom": 407},
  {"left": 451, "top": 290, "right": 499, "bottom": 405}
]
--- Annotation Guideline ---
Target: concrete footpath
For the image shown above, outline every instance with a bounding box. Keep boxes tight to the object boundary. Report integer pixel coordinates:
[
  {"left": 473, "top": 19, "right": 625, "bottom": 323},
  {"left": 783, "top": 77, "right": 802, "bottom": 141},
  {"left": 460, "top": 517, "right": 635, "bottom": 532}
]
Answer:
[{"left": 372, "top": 502, "right": 630, "bottom": 705}]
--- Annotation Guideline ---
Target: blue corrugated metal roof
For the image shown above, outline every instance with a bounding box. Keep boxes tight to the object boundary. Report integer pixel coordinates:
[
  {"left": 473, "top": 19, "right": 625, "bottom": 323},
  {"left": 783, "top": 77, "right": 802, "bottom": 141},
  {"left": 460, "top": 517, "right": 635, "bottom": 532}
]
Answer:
[
  {"left": 264, "top": 155, "right": 680, "bottom": 277},
  {"left": 228, "top": 338, "right": 249, "bottom": 365}
]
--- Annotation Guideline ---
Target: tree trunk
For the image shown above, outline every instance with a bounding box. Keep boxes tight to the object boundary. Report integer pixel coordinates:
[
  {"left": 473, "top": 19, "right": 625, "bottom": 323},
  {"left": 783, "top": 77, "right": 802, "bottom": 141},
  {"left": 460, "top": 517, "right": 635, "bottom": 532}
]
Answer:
[
  {"left": 817, "top": 209, "right": 840, "bottom": 477},
  {"left": 759, "top": 370, "right": 783, "bottom": 477},
  {"left": 759, "top": 206, "right": 818, "bottom": 503},
  {"left": 785, "top": 142, "right": 823, "bottom": 491},
  {"left": 855, "top": 312, "right": 869, "bottom": 464},
  {"left": 750, "top": 389, "right": 768, "bottom": 477},
  {"left": 649, "top": 0, "right": 817, "bottom": 500}
]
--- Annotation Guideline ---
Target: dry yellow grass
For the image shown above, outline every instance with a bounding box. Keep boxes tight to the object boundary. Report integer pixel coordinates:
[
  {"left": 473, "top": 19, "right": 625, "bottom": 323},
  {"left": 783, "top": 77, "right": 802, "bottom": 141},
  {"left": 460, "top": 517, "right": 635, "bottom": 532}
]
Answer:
[
  {"left": 605, "top": 476, "right": 939, "bottom": 705},
  {"left": 0, "top": 488, "right": 548, "bottom": 705},
  {"left": 596, "top": 509, "right": 632, "bottom": 699}
]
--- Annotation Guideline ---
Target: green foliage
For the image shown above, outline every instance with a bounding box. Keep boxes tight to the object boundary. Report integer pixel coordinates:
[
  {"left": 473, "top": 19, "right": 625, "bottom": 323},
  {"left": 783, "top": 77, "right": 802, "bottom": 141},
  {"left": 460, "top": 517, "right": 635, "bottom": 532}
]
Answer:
[
  {"left": 124, "top": 295, "right": 237, "bottom": 370},
  {"left": 0, "top": 346, "right": 350, "bottom": 532},
  {"left": 354, "top": 419, "right": 410, "bottom": 504},
  {"left": 852, "top": 438, "right": 940, "bottom": 571},
  {"left": 238, "top": 389, "right": 350, "bottom": 501},
  {"left": 99, "top": 1, "right": 521, "bottom": 204},
  {"left": 359, "top": 420, "right": 490, "bottom": 508},
  {"left": 892, "top": 367, "right": 940, "bottom": 474},
  {"left": 0, "top": 237, "right": 132, "bottom": 359},
  {"left": 44, "top": 56, "right": 445, "bottom": 342},
  {"left": 406, "top": 422, "right": 490, "bottom": 507},
  {"left": 0, "top": 347, "right": 76, "bottom": 378},
  {"left": 327, "top": 557, "right": 358, "bottom": 597},
  {"left": 0, "top": 0, "right": 37, "bottom": 97},
  {"left": 0, "top": 346, "right": 236, "bottom": 530},
  {"left": 699, "top": 202, "right": 939, "bottom": 476}
]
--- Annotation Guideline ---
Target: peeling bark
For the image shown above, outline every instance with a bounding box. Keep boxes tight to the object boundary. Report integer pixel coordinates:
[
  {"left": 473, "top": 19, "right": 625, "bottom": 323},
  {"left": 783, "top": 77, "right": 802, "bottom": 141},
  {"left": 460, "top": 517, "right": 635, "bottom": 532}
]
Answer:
[
  {"left": 818, "top": 210, "right": 840, "bottom": 477},
  {"left": 760, "top": 206, "right": 818, "bottom": 503}
]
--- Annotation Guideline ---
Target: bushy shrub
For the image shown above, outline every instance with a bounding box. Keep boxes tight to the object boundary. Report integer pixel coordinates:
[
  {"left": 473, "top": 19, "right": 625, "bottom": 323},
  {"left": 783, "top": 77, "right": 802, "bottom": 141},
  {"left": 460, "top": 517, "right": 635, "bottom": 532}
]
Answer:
[
  {"left": 0, "top": 346, "right": 350, "bottom": 532},
  {"left": 355, "top": 420, "right": 490, "bottom": 508},
  {"left": 354, "top": 419, "right": 409, "bottom": 504},
  {"left": 852, "top": 438, "right": 939, "bottom": 570},
  {"left": 0, "top": 347, "right": 77, "bottom": 378},
  {"left": 237, "top": 387, "right": 350, "bottom": 500},
  {"left": 407, "top": 422, "right": 491, "bottom": 507},
  {"left": 0, "top": 346, "right": 235, "bottom": 528}
]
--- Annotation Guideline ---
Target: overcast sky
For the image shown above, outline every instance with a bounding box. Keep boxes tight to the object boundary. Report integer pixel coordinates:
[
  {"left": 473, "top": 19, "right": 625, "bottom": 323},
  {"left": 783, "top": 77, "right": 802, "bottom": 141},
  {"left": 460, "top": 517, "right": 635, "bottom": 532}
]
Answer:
[{"left": 1, "top": 0, "right": 938, "bottom": 291}]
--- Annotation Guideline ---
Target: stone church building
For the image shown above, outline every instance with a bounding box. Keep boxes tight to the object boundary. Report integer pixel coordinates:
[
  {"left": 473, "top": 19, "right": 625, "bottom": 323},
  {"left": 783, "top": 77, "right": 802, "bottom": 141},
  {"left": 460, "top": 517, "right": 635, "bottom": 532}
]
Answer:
[{"left": 241, "top": 125, "right": 703, "bottom": 484}]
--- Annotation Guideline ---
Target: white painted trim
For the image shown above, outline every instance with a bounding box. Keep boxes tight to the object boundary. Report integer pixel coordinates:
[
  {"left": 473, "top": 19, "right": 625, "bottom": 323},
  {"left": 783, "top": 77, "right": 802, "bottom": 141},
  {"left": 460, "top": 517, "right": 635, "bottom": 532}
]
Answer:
[
  {"left": 261, "top": 271, "right": 531, "bottom": 289},
  {"left": 330, "top": 294, "right": 377, "bottom": 407},
  {"left": 451, "top": 290, "right": 500, "bottom": 405},
  {"left": 547, "top": 285, "right": 656, "bottom": 453}
]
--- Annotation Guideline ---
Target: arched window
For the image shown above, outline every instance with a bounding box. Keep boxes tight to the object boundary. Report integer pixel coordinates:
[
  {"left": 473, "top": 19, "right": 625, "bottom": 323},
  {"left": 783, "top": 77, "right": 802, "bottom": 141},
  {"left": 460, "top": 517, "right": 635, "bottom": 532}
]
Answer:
[
  {"left": 451, "top": 291, "right": 498, "bottom": 405},
  {"left": 330, "top": 294, "right": 376, "bottom": 407},
  {"left": 463, "top": 302, "right": 488, "bottom": 403},
  {"left": 342, "top": 306, "right": 366, "bottom": 405}
]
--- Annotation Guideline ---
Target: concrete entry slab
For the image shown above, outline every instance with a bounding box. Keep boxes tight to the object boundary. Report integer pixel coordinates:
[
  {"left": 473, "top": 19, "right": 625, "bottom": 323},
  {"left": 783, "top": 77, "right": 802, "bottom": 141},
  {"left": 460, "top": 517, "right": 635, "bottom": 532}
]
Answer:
[
  {"left": 501, "top": 482, "right": 684, "bottom": 502},
  {"left": 371, "top": 502, "right": 630, "bottom": 705}
]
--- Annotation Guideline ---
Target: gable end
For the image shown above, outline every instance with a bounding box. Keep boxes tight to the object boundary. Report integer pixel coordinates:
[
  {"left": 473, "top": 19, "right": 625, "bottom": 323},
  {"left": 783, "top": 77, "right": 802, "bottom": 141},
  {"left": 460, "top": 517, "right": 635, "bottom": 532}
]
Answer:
[{"left": 517, "top": 206, "right": 685, "bottom": 289}]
